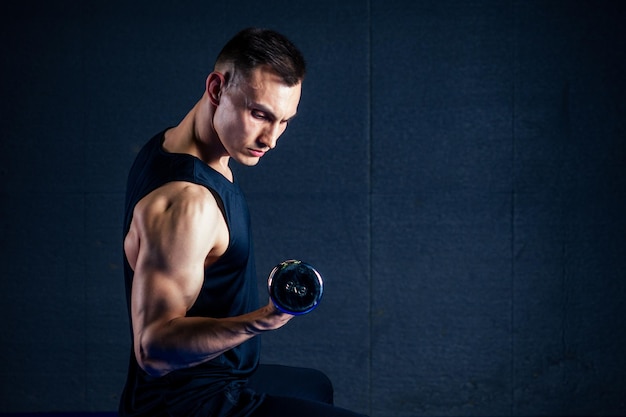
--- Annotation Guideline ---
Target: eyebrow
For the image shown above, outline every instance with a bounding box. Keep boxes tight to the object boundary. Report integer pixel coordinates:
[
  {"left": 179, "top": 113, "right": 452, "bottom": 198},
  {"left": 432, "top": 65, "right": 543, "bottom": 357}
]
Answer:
[{"left": 250, "top": 101, "right": 297, "bottom": 123}]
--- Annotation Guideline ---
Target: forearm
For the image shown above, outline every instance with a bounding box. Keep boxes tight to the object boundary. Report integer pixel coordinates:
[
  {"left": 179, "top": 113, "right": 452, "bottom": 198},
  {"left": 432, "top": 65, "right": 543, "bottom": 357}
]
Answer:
[{"left": 136, "top": 303, "right": 290, "bottom": 377}]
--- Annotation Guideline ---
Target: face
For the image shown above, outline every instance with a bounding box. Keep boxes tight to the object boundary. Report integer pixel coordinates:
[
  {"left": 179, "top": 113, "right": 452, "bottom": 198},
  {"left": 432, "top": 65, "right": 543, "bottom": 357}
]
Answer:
[{"left": 211, "top": 66, "right": 302, "bottom": 166}]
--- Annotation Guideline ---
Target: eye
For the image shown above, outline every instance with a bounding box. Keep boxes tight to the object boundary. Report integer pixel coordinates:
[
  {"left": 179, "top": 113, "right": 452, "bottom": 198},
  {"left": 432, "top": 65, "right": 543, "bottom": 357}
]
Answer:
[{"left": 251, "top": 110, "right": 269, "bottom": 121}]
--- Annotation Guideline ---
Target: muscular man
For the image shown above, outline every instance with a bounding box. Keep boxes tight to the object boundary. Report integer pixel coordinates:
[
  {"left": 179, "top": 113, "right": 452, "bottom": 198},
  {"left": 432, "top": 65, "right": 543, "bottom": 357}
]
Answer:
[{"left": 119, "top": 27, "right": 368, "bottom": 417}]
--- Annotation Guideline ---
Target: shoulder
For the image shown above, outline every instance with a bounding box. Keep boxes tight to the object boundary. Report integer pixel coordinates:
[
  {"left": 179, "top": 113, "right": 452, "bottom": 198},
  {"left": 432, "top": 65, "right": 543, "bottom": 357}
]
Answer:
[
  {"left": 135, "top": 181, "right": 219, "bottom": 222},
  {"left": 130, "top": 181, "right": 226, "bottom": 248},
  {"left": 128, "top": 181, "right": 228, "bottom": 268}
]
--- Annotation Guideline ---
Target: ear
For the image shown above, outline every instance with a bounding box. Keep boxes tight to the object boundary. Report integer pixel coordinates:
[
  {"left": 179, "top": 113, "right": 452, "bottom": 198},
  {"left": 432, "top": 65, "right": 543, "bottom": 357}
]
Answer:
[{"left": 206, "top": 72, "right": 226, "bottom": 106}]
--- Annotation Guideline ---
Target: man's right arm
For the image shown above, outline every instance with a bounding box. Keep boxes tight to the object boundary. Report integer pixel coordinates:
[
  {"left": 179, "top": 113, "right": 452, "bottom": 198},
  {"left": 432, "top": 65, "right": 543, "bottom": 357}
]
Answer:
[{"left": 125, "top": 182, "right": 293, "bottom": 377}]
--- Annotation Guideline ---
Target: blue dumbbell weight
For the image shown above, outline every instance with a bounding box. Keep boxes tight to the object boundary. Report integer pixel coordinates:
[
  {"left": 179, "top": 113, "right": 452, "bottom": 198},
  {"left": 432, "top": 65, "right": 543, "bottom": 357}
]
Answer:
[{"left": 268, "top": 260, "right": 323, "bottom": 315}]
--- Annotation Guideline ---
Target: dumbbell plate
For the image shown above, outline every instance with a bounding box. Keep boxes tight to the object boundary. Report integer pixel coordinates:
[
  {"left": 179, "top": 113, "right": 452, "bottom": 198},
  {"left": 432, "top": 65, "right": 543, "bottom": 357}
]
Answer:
[{"left": 268, "top": 260, "right": 323, "bottom": 315}]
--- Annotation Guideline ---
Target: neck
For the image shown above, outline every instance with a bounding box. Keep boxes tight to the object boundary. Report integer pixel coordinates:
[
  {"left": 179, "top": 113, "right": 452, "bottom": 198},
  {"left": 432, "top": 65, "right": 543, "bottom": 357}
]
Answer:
[{"left": 163, "top": 100, "right": 233, "bottom": 182}]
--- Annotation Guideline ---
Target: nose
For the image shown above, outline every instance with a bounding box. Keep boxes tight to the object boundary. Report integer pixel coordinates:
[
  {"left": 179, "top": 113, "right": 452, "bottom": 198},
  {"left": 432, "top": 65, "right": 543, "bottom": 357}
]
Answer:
[{"left": 259, "top": 123, "right": 284, "bottom": 150}]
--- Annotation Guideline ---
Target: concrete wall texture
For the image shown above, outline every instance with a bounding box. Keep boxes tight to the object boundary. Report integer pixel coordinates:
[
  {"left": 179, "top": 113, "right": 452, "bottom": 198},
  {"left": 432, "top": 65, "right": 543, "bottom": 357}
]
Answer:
[{"left": 1, "top": 1, "right": 624, "bottom": 416}]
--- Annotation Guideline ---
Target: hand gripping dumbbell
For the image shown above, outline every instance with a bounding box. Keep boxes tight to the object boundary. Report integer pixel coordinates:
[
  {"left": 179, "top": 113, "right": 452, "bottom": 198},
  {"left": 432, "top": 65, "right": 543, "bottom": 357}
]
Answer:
[{"left": 268, "top": 260, "right": 324, "bottom": 315}]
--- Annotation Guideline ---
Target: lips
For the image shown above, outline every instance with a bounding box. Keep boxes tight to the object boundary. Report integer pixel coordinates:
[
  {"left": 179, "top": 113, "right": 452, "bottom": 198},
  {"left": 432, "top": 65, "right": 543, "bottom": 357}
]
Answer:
[{"left": 249, "top": 149, "right": 265, "bottom": 157}]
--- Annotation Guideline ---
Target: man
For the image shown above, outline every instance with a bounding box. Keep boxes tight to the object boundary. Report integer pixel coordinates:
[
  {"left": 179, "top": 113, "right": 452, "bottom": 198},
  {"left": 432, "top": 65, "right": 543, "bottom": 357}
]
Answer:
[{"left": 119, "top": 28, "right": 368, "bottom": 417}]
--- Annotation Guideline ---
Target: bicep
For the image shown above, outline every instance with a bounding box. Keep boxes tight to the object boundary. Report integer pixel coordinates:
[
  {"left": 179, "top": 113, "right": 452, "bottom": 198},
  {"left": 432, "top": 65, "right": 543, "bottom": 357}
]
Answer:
[{"left": 130, "top": 187, "right": 222, "bottom": 335}]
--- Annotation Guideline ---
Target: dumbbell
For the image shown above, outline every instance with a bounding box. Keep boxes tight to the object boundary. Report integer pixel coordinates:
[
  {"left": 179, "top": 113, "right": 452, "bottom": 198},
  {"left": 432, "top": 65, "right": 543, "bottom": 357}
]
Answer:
[{"left": 268, "top": 260, "right": 324, "bottom": 315}]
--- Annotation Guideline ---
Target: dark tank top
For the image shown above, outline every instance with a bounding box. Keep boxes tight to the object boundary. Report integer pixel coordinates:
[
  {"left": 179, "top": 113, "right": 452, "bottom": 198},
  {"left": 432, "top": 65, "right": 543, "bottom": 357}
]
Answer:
[{"left": 119, "top": 130, "right": 263, "bottom": 417}]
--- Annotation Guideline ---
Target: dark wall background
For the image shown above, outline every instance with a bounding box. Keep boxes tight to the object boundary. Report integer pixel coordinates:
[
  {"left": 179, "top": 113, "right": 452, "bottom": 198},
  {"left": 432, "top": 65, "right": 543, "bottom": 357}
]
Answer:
[{"left": 1, "top": 1, "right": 624, "bottom": 416}]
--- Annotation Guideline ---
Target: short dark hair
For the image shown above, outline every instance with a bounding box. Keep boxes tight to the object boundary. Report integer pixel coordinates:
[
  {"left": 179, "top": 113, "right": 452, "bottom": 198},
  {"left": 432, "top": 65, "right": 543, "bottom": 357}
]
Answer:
[{"left": 215, "top": 27, "right": 306, "bottom": 86}]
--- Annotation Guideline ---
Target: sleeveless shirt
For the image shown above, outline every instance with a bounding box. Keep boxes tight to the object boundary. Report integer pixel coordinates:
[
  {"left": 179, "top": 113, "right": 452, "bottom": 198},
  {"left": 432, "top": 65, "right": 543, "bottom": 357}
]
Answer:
[{"left": 119, "top": 130, "right": 263, "bottom": 417}]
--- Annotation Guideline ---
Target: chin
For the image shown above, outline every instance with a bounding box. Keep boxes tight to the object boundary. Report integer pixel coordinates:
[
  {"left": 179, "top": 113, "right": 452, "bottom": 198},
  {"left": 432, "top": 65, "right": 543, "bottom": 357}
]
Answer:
[{"left": 236, "top": 156, "right": 261, "bottom": 167}]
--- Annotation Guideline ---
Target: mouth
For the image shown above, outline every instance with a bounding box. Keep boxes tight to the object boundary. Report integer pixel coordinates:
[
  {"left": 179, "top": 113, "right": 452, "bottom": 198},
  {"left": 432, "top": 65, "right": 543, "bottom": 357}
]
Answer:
[{"left": 248, "top": 148, "right": 266, "bottom": 158}]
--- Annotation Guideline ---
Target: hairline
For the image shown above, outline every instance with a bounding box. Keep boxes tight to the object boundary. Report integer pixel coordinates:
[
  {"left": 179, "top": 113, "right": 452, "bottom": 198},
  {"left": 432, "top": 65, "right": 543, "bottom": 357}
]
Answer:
[{"left": 215, "top": 61, "right": 301, "bottom": 89}]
